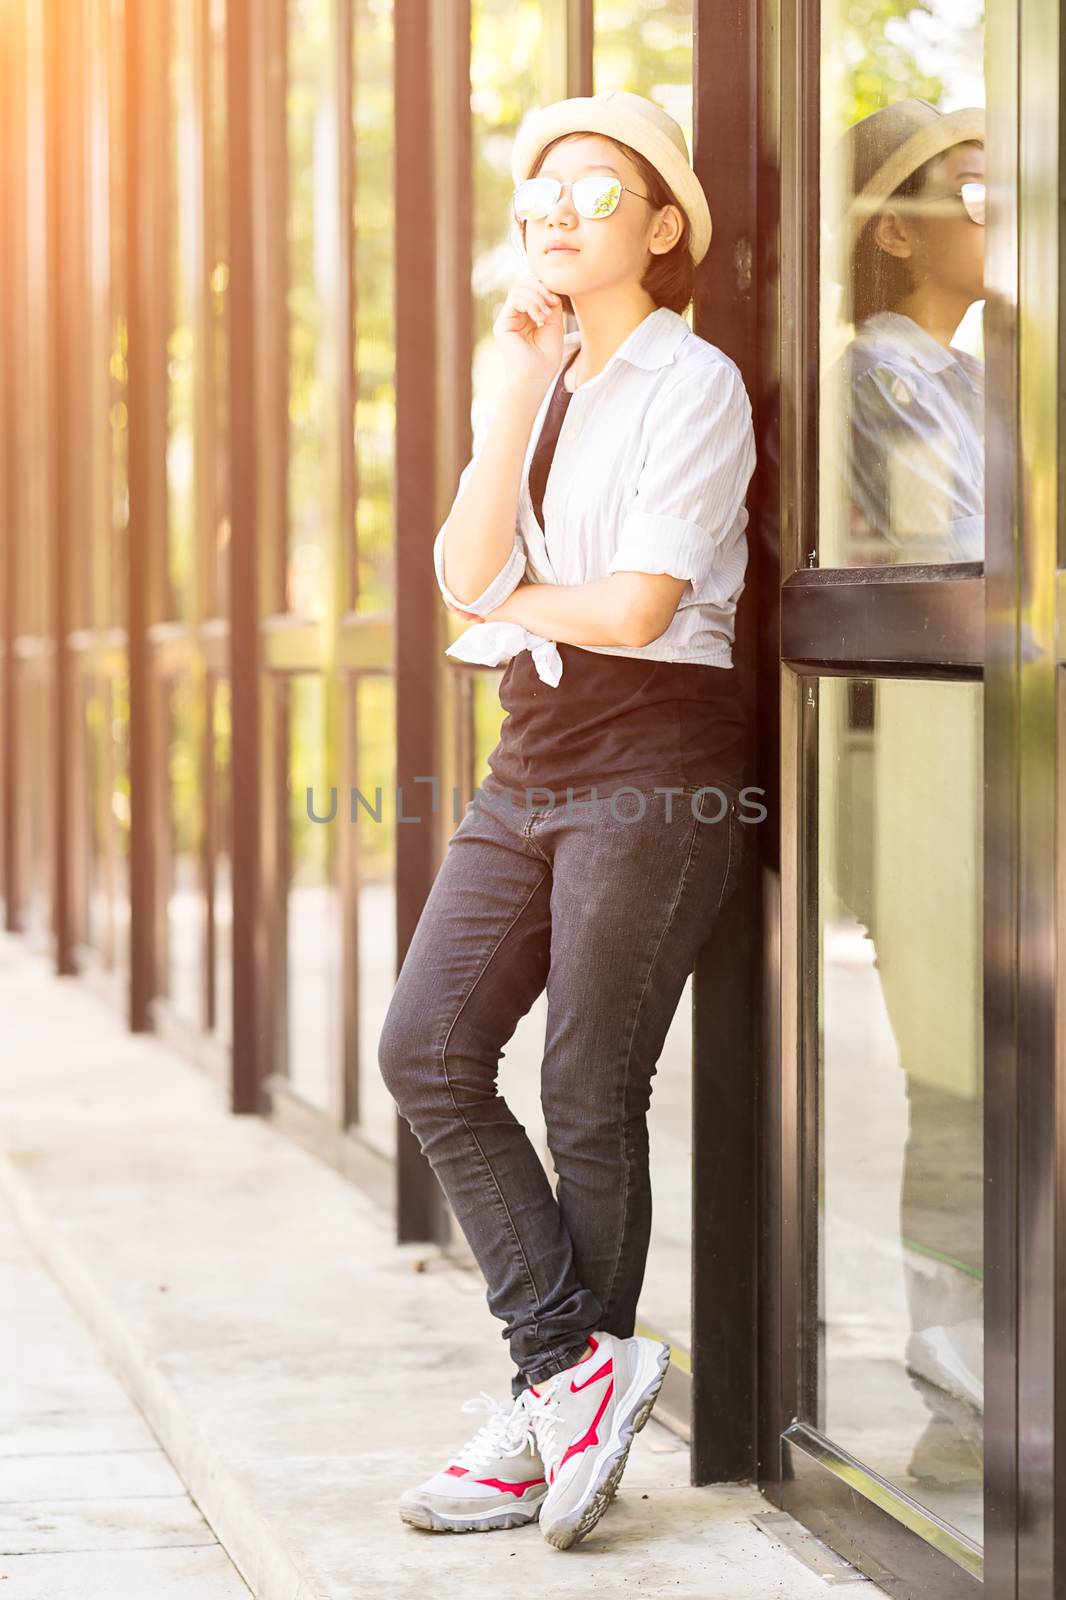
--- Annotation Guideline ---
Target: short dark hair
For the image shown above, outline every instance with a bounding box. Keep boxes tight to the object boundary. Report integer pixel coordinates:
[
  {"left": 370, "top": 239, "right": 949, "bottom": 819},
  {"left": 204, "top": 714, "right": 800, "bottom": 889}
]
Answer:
[
  {"left": 849, "top": 141, "right": 982, "bottom": 325},
  {"left": 521, "top": 132, "right": 695, "bottom": 315}
]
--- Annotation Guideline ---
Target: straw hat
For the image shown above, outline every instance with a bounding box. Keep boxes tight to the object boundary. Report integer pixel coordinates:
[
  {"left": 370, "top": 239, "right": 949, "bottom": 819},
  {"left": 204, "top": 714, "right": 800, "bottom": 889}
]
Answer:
[
  {"left": 511, "top": 90, "right": 713, "bottom": 266},
  {"left": 843, "top": 97, "right": 986, "bottom": 255}
]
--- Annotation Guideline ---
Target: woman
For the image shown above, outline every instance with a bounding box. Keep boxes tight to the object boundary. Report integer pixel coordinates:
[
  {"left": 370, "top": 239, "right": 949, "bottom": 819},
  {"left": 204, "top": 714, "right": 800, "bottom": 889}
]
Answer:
[
  {"left": 378, "top": 89, "right": 756, "bottom": 1550},
  {"left": 838, "top": 97, "right": 986, "bottom": 564}
]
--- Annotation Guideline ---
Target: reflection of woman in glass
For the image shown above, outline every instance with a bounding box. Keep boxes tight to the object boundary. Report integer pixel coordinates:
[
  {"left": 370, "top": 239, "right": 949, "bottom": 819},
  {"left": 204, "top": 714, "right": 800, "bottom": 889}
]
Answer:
[
  {"left": 840, "top": 99, "right": 985, "bottom": 564},
  {"left": 378, "top": 92, "right": 756, "bottom": 1546},
  {"left": 833, "top": 100, "right": 986, "bottom": 1499}
]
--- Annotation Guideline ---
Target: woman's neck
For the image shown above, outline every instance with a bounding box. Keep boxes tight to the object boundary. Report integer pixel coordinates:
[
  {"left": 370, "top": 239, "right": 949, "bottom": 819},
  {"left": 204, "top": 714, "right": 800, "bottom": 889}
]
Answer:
[
  {"left": 892, "top": 283, "right": 975, "bottom": 350},
  {"left": 566, "top": 291, "right": 659, "bottom": 388}
]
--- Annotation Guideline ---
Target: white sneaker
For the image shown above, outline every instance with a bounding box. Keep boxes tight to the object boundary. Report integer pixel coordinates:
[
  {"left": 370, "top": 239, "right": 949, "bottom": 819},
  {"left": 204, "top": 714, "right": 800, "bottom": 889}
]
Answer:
[
  {"left": 398, "top": 1391, "right": 548, "bottom": 1533},
  {"left": 519, "top": 1330, "right": 670, "bottom": 1549}
]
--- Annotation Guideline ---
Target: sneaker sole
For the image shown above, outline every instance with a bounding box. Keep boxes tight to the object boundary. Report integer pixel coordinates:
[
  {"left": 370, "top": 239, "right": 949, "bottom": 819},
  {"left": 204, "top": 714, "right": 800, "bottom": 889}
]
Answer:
[
  {"left": 542, "top": 1337, "right": 671, "bottom": 1551},
  {"left": 399, "top": 1492, "right": 547, "bottom": 1534},
  {"left": 602, "top": 1369, "right": 662, "bottom": 1507}
]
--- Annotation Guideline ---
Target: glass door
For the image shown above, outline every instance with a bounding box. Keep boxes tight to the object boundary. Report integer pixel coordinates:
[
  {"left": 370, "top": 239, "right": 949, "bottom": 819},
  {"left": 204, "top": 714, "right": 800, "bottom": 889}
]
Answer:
[{"left": 759, "top": 0, "right": 1057, "bottom": 1590}]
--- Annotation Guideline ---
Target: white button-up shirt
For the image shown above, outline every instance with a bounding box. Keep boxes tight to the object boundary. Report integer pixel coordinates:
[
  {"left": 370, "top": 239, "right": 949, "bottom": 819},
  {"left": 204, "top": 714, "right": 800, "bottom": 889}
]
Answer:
[
  {"left": 841, "top": 311, "right": 984, "bottom": 562},
  {"left": 433, "top": 305, "right": 756, "bottom": 687}
]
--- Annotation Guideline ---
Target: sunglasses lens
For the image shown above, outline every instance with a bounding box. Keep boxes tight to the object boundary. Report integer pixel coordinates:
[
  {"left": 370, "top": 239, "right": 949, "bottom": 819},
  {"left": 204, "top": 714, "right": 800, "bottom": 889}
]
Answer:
[
  {"left": 961, "top": 182, "right": 985, "bottom": 224},
  {"left": 573, "top": 175, "right": 622, "bottom": 217},
  {"left": 513, "top": 178, "right": 558, "bottom": 221},
  {"left": 512, "top": 175, "right": 624, "bottom": 221}
]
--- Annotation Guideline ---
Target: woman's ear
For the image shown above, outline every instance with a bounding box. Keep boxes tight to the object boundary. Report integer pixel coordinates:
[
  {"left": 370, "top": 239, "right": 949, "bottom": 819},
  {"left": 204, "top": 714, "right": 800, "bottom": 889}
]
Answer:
[{"left": 873, "top": 207, "right": 912, "bottom": 262}]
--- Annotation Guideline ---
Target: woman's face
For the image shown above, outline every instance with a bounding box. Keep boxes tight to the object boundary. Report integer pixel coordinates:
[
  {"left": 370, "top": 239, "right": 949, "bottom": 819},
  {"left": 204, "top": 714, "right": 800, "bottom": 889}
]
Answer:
[
  {"left": 877, "top": 142, "right": 985, "bottom": 306},
  {"left": 523, "top": 133, "right": 682, "bottom": 299}
]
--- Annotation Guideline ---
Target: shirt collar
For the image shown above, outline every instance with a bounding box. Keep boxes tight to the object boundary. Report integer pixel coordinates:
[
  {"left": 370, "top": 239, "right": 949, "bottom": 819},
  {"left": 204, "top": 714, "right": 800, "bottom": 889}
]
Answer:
[
  {"left": 858, "top": 311, "right": 974, "bottom": 376},
  {"left": 561, "top": 305, "right": 690, "bottom": 386}
]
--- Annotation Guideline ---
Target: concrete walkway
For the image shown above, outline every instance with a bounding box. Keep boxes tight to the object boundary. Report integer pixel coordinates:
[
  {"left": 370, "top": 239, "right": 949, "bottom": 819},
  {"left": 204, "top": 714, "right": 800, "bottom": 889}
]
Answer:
[
  {"left": 0, "top": 1184, "right": 251, "bottom": 1597},
  {"left": 0, "top": 933, "right": 887, "bottom": 1598}
]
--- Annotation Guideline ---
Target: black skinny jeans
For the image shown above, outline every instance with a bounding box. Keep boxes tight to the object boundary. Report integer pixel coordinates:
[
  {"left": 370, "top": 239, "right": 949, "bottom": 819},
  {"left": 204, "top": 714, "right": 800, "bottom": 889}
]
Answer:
[{"left": 378, "top": 769, "right": 744, "bottom": 1397}]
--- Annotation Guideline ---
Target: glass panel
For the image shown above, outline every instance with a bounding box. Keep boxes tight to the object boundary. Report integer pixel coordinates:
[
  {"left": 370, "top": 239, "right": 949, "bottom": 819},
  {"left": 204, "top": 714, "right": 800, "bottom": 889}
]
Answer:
[
  {"left": 84, "top": 673, "right": 130, "bottom": 971},
  {"left": 112, "top": 670, "right": 132, "bottom": 978},
  {"left": 22, "top": 0, "right": 50, "bottom": 647},
  {"left": 593, "top": 1, "right": 694, "bottom": 175},
  {"left": 470, "top": 0, "right": 567, "bottom": 425},
  {"left": 286, "top": 0, "right": 339, "bottom": 618},
  {"left": 819, "top": 3, "right": 986, "bottom": 568},
  {"left": 207, "top": 0, "right": 231, "bottom": 621},
  {"left": 162, "top": 672, "right": 205, "bottom": 1025},
  {"left": 166, "top": 0, "right": 198, "bottom": 619},
  {"left": 19, "top": 674, "right": 54, "bottom": 939},
  {"left": 354, "top": 675, "right": 397, "bottom": 1157},
  {"left": 818, "top": 674, "right": 983, "bottom": 1542},
  {"left": 108, "top": 0, "right": 130, "bottom": 637},
  {"left": 212, "top": 678, "right": 233, "bottom": 1044},
  {"left": 286, "top": 674, "right": 341, "bottom": 1111},
  {"left": 85, "top": 0, "right": 115, "bottom": 634},
  {"left": 352, "top": 0, "right": 395, "bottom": 614},
  {"left": 79, "top": 0, "right": 130, "bottom": 968}
]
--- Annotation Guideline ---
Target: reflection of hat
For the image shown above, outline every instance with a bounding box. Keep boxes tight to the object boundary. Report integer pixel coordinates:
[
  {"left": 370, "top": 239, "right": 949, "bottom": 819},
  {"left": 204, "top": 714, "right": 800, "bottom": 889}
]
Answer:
[
  {"left": 511, "top": 90, "right": 712, "bottom": 265},
  {"left": 844, "top": 98, "right": 986, "bottom": 253}
]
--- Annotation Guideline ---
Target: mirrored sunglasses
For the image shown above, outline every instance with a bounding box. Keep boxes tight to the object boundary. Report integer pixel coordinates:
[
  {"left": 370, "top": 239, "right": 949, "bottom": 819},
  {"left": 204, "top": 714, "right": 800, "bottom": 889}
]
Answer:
[
  {"left": 911, "top": 182, "right": 986, "bottom": 225},
  {"left": 959, "top": 181, "right": 985, "bottom": 224},
  {"left": 512, "top": 174, "right": 649, "bottom": 223},
  {"left": 856, "top": 180, "right": 986, "bottom": 226}
]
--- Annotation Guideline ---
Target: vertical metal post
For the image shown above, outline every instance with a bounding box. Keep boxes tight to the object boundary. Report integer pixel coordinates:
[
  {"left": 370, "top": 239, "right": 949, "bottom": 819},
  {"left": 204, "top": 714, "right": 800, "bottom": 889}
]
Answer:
[
  {"left": 567, "top": 0, "right": 593, "bottom": 95},
  {"left": 981, "top": 0, "right": 1020, "bottom": 1589},
  {"left": 393, "top": 0, "right": 448, "bottom": 1243},
  {"left": 125, "top": 0, "right": 167, "bottom": 1029},
  {"left": 1009, "top": 0, "right": 1062, "bottom": 1590},
  {"left": 0, "top": 0, "right": 25, "bottom": 932},
  {"left": 690, "top": 0, "right": 763, "bottom": 1485},
  {"left": 227, "top": 0, "right": 261, "bottom": 1112}
]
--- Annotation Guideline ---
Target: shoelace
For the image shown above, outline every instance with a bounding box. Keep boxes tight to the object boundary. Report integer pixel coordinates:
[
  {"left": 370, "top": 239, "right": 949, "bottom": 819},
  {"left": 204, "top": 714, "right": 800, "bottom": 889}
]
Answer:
[
  {"left": 451, "top": 1392, "right": 538, "bottom": 1474},
  {"left": 517, "top": 1381, "right": 566, "bottom": 1476}
]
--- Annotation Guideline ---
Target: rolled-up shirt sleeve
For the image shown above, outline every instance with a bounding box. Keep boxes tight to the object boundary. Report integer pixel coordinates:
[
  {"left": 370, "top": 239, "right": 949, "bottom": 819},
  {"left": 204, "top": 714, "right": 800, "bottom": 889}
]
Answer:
[
  {"left": 433, "top": 406, "right": 529, "bottom": 615},
  {"left": 605, "top": 360, "right": 756, "bottom": 595}
]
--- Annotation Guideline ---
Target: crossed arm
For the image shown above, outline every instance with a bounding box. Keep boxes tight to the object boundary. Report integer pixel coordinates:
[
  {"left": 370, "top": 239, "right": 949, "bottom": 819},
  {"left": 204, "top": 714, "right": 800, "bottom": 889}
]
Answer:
[
  {"left": 444, "top": 571, "right": 688, "bottom": 650},
  {"left": 441, "top": 365, "right": 755, "bottom": 648}
]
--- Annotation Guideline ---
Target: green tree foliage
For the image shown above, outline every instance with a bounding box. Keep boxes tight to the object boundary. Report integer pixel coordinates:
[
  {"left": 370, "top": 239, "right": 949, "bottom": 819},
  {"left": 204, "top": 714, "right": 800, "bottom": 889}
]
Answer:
[{"left": 831, "top": 0, "right": 945, "bottom": 126}]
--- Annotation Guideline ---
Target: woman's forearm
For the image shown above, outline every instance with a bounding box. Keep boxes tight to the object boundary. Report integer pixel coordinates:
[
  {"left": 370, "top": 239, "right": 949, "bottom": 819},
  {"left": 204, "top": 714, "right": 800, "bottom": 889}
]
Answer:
[
  {"left": 440, "top": 379, "right": 549, "bottom": 607},
  {"left": 483, "top": 578, "right": 636, "bottom": 648}
]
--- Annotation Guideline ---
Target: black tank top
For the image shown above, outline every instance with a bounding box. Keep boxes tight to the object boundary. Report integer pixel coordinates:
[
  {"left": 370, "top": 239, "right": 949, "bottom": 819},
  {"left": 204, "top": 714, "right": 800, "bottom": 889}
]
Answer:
[{"left": 486, "top": 350, "right": 748, "bottom": 803}]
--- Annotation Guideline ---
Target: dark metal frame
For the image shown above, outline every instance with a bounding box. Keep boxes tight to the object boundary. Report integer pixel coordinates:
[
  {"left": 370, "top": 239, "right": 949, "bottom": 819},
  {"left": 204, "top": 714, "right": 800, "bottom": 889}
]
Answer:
[
  {"left": 126, "top": 0, "right": 167, "bottom": 1031},
  {"left": 1008, "top": 0, "right": 1063, "bottom": 1591},
  {"left": 688, "top": 0, "right": 764, "bottom": 1485},
  {"left": 393, "top": 0, "right": 447, "bottom": 1243},
  {"left": 0, "top": 0, "right": 26, "bottom": 934},
  {"left": 228, "top": 0, "right": 261, "bottom": 1113}
]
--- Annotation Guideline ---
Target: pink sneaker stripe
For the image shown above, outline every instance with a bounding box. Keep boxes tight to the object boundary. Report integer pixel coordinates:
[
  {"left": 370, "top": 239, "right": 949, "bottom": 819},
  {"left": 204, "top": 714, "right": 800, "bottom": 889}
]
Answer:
[
  {"left": 570, "top": 1356, "right": 613, "bottom": 1393},
  {"left": 556, "top": 1379, "right": 615, "bottom": 1475},
  {"left": 474, "top": 1475, "right": 546, "bottom": 1497}
]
